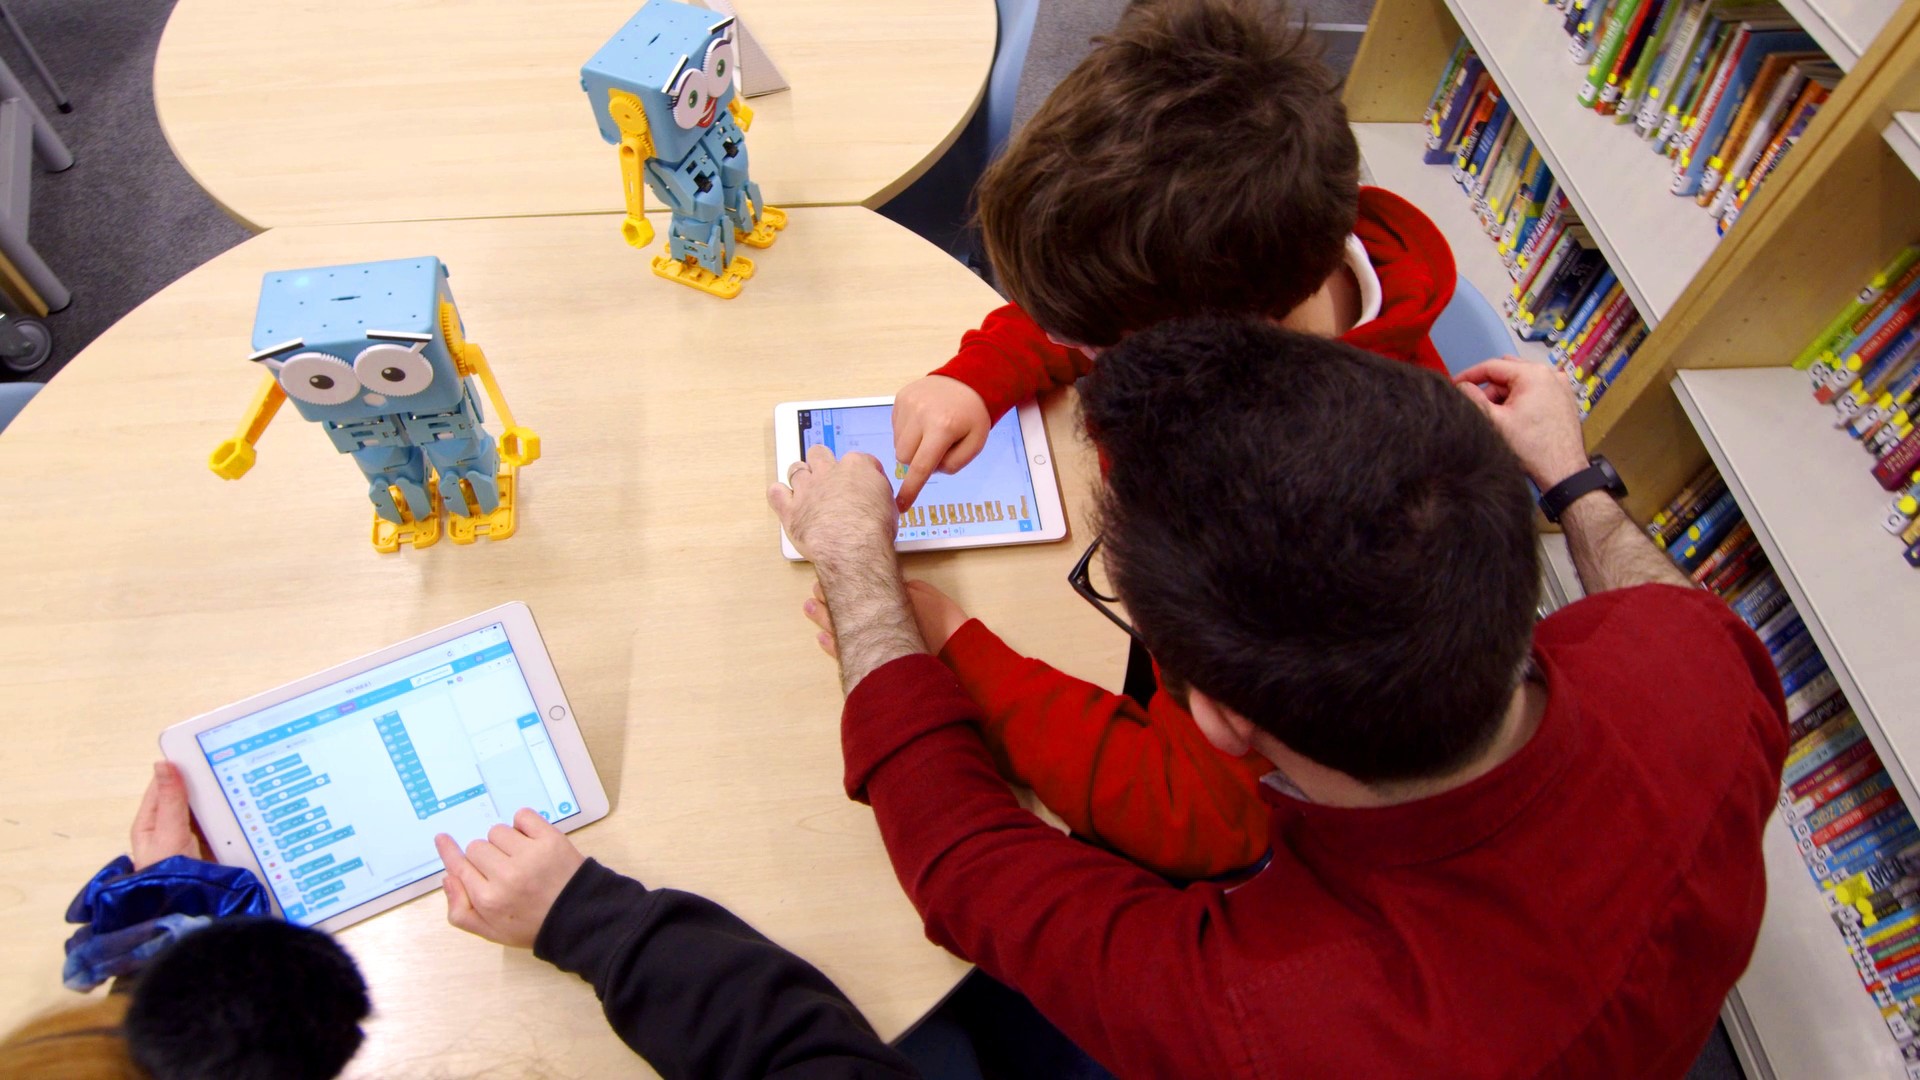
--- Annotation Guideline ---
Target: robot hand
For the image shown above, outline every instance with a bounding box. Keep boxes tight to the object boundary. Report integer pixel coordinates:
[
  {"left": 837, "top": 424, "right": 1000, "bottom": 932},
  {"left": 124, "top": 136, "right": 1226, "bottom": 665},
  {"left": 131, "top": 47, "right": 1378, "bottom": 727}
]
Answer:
[
  {"left": 622, "top": 216, "right": 656, "bottom": 250},
  {"left": 499, "top": 427, "right": 541, "bottom": 467},
  {"left": 209, "top": 438, "right": 258, "bottom": 480}
]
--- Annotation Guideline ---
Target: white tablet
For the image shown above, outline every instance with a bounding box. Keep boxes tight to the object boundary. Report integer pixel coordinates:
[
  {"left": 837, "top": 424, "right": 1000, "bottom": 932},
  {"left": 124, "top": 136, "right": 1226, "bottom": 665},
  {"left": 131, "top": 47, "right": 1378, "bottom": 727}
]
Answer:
[
  {"left": 773, "top": 396, "right": 1069, "bottom": 560},
  {"left": 158, "top": 602, "right": 609, "bottom": 933}
]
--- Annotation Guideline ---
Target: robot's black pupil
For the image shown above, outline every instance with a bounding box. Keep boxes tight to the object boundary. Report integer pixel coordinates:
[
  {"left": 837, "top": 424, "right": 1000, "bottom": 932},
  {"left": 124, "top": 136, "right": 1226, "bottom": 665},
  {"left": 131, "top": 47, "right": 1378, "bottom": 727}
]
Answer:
[
  {"left": 310, "top": 375, "right": 334, "bottom": 390},
  {"left": 381, "top": 367, "right": 405, "bottom": 382}
]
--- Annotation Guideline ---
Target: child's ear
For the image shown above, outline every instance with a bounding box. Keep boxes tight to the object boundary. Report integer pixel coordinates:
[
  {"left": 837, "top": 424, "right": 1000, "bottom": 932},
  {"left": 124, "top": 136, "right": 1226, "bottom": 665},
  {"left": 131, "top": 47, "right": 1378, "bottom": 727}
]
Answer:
[{"left": 1187, "top": 689, "right": 1255, "bottom": 757}]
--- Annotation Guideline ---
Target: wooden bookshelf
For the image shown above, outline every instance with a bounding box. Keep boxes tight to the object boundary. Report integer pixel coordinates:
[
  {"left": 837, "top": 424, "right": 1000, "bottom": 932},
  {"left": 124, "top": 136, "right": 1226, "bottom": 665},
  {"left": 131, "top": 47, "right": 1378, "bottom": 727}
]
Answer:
[
  {"left": 1675, "top": 367, "right": 1920, "bottom": 815},
  {"left": 1889, "top": 111, "right": 1920, "bottom": 177},
  {"left": 1780, "top": 0, "right": 1904, "bottom": 68},
  {"left": 1353, "top": 123, "right": 1552, "bottom": 366},
  {"left": 1727, "top": 817, "right": 1912, "bottom": 1080},
  {"left": 1350, "top": 0, "right": 1723, "bottom": 326},
  {"left": 1348, "top": 0, "right": 1920, "bottom": 1075}
]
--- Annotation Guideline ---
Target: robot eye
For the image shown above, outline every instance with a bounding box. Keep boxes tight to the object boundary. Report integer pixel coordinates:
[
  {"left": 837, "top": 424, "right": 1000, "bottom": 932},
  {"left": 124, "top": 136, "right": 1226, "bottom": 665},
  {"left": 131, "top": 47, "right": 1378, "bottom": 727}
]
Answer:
[
  {"left": 704, "top": 35, "right": 738, "bottom": 92},
  {"left": 353, "top": 343, "right": 434, "bottom": 396},
  {"left": 669, "top": 70, "right": 711, "bottom": 130},
  {"left": 278, "top": 352, "right": 360, "bottom": 405}
]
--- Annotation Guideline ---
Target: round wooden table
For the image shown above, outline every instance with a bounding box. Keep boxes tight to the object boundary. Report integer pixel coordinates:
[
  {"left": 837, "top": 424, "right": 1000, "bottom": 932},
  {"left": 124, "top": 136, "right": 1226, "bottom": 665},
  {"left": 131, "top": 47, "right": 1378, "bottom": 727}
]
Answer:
[
  {"left": 0, "top": 208, "right": 1122, "bottom": 1076},
  {"left": 153, "top": 0, "right": 998, "bottom": 228}
]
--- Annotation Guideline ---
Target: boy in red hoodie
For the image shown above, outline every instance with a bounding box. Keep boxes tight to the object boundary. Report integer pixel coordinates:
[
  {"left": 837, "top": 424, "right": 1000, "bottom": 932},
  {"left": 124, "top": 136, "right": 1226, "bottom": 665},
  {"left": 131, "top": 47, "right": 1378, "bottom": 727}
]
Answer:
[{"left": 883, "top": 0, "right": 1458, "bottom": 879}]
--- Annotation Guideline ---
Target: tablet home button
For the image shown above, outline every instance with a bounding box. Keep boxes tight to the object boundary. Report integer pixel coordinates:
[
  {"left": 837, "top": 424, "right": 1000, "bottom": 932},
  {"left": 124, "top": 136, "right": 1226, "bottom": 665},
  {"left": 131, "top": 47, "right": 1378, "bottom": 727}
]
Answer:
[
  {"left": 1033, "top": 454, "right": 1047, "bottom": 466},
  {"left": 548, "top": 706, "right": 565, "bottom": 721}
]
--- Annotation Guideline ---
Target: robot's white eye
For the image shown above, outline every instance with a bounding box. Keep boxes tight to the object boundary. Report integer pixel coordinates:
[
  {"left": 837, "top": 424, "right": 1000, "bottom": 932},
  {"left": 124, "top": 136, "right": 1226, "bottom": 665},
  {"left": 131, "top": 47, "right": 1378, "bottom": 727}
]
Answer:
[
  {"left": 669, "top": 71, "right": 710, "bottom": 129},
  {"left": 353, "top": 343, "right": 434, "bottom": 396},
  {"left": 278, "top": 352, "right": 360, "bottom": 405},
  {"left": 704, "top": 35, "right": 738, "bottom": 92}
]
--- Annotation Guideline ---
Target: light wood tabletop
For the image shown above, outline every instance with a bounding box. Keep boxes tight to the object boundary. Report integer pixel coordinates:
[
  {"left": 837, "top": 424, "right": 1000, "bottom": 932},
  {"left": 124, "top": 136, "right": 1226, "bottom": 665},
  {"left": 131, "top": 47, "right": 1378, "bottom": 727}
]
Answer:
[
  {"left": 0, "top": 207, "right": 1122, "bottom": 1076},
  {"left": 152, "top": 0, "right": 997, "bottom": 229}
]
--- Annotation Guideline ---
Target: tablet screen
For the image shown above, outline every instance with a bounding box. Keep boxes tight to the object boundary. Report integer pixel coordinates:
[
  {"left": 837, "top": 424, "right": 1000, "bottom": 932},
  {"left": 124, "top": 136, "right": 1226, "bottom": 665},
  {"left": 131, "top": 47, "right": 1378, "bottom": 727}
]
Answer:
[
  {"left": 798, "top": 404, "right": 1043, "bottom": 540},
  {"left": 196, "top": 623, "right": 579, "bottom": 926}
]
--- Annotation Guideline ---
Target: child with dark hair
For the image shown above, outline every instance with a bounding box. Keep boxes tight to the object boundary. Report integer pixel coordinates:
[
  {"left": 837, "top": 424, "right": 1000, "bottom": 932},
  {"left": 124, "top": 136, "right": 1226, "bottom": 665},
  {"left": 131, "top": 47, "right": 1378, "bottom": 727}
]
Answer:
[
  {"left": 884, "top": 0, "right": 1460, "bottom": 881},
  {"left": 6, "top": 763, "right": 919, "bottom": 1080},
  {"left": 124, "top": 919, "right": 370, "bottom": 1080}
]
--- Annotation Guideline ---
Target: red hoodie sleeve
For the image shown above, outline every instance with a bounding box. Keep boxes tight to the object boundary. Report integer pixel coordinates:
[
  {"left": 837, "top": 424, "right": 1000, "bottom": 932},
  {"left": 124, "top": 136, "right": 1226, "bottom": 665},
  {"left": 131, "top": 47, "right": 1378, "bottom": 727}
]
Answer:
[
  {"left": 929, "top": 304, "right": 1093, "bottom": 422},
  {"left": 841, "top": 655, "right": 1235, "bottom": 1078},
  {"left": 937, "top": 619, "right": 1272, "bottom": 880}
]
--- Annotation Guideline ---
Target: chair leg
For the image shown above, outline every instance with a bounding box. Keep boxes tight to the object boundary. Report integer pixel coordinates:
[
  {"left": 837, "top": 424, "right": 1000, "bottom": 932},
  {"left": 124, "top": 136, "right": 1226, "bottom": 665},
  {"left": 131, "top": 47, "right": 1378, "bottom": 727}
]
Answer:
[{"left": 0, "top": 4, "right": 69, "bottom": 113}]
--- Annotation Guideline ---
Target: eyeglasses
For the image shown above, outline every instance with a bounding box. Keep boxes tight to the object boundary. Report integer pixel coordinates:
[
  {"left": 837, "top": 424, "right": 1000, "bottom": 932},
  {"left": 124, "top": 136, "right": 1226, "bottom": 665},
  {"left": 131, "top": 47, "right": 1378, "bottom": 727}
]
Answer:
[{"left": 1067, "top": 534, "right": 1145, "bottom": 644}]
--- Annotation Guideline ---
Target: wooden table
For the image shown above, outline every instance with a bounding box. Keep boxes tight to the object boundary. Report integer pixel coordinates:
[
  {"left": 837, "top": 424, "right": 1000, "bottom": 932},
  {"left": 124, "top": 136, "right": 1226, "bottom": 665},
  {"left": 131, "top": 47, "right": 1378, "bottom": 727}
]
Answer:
[
  {"left": 0, "top": 208, "right": 1122, "bottom": 1076},
  {"left": 153, "top": 0, "right": 997, "bottom": 228}
]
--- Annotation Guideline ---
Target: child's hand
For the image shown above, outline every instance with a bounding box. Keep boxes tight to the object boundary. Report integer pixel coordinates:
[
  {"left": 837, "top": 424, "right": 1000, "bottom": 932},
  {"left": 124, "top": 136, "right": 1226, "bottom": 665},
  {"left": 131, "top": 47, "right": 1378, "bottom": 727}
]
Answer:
[
  {"left": 131, "top": 761, "right": 207, "bottom": 870},
  {"left": 892, "top": 376, "right": 991, "bottom": 511},
  {"left": 905, "top": 580, "right": 970, "bottom": 653},
  {"left": 435, "top": 809, "right": 586, "bottom": 949},
  {"left": 801, "top": 578, "right": 970, "bottom": 656}
]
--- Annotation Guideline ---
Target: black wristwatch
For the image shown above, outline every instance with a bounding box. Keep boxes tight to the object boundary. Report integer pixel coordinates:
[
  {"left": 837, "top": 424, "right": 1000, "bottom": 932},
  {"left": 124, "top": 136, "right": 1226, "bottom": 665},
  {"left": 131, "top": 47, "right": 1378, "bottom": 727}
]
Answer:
[{"left": 1538, "top": 455, "right": 1627, "bottom": 523}]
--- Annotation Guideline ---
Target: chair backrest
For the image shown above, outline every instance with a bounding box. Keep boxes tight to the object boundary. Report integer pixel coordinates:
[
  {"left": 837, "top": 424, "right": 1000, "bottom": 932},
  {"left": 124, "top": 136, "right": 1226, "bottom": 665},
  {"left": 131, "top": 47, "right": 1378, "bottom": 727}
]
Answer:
[
  {"left": 986, "top": 0, "right": 1041, "bottom": 158},
  {"left": 1428, "top": 280, "right": 1521, "bottom": 376},
  {"left": 0, "top": 378, "right": 39, "bottom": 433}
]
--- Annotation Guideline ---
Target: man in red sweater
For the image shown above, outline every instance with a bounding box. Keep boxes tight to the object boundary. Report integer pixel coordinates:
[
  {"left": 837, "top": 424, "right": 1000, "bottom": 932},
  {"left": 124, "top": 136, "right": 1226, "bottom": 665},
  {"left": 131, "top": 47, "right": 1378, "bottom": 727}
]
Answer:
[
  {"left": 884, "top": 0, "right": 1458, "bottom": 880},
  {"left": 770, "top": 318, "right": 1787, "bottom": 1077}
]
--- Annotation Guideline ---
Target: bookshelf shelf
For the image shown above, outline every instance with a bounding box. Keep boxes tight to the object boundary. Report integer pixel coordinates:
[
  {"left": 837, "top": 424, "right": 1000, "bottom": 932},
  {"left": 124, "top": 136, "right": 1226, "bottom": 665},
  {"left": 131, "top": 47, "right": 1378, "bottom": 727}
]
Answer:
[
  {"left": 1673, "top": 367, "right": 1920, "bottom": 817},
  {"left": 1354, "top": 123, "right": 1552, "bottom": 366},
  {"left": 1725, "top": 815, "right": 1910, "bottom": 1080},
  {"left": 1779, "top": 0, "right": 1903, "bottom": 68},
  {"left": 1439, "top": 0, "right": 1726, "bottom": 327},
  {"left": 1887, "top": 112, "right": 1920, "bottom": 182}
]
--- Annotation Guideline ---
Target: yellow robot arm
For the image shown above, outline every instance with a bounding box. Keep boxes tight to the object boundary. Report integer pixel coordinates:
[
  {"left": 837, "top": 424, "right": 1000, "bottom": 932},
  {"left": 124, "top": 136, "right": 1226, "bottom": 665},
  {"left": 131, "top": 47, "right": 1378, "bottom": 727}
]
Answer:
[
  {"left": 209, "top": 373, "right": 286, "bottom": 480},
  {"left": 443, "top": 301, "right": 540, "bottom": 468},
  {"left": 728, "top": 95, "right": 753, "bottom": 131},
  {"left": 608, "top": 89, "right": 657, "bottom": 250}
]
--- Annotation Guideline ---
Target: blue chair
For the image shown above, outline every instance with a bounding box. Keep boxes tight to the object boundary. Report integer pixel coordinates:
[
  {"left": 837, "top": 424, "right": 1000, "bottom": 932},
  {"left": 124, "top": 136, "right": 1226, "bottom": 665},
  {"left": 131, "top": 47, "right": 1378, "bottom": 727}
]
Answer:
[
  {"left": 0, "top": 377, "right": 38, "bottom": 432},
  {"left": 985, "top": 0, "right": 1041, "bottom": 158},
  {"left": 1428, "top": 279, "right": 1523, "bottom": 377}
]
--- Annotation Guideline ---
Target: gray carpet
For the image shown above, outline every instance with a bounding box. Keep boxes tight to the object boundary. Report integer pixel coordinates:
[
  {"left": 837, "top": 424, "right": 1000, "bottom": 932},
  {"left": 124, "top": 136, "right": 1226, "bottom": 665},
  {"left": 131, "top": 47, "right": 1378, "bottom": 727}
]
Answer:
[{"left": 0, "top": 0, "right": 249, "bottom": 383}]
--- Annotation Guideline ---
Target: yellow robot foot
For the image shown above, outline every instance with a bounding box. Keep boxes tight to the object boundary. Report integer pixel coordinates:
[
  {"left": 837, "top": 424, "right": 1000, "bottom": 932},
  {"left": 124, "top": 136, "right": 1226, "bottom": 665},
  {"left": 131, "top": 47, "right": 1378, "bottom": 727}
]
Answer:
[
  {"left": 372, "top": 486, "right": 444, "bottom": 554},
  {"left": 447, "top": 471, "right": 519, "bottom": 545},
  {"left": 652, "top": 254, "right": 755, "bottom": 299},
  {"left": 737, "top": 205, "right": 788, "bottom": 249}
]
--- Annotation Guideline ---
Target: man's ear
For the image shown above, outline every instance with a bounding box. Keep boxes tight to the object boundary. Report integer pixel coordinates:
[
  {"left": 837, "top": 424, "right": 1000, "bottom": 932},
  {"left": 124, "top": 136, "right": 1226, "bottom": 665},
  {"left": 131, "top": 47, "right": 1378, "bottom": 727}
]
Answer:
[{"left": 1188, "top": 688, "right": 1257, "bottom": 757}]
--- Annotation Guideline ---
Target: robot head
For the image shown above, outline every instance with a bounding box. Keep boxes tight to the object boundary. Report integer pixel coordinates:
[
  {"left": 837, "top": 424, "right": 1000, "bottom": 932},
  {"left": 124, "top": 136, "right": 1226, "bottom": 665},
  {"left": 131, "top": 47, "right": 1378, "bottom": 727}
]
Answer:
[
  {"left": 247, "top": 257, "right": 466, "bottom": 425},
  {"left": 582, "top": 0, "right": 741, "bottom": 161}
]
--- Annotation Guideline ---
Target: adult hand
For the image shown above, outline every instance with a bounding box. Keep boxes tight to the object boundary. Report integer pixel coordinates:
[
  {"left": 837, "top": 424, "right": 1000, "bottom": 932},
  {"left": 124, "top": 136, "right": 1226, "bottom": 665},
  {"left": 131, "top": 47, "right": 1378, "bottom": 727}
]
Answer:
[
  {"left": 891, "top": 376, "right": 991, "bottom": 511},
  {"left": 801, "top": 578, "right": 969, "bottom": 658},
  {"left": 1453, "top": 358, "right": 1590, "bottom": 489},
  {"left": 131, "top": 761, "right": 206, "bottom": 870},
  {"left": 768, "top": 445, "right": 900, "bottom": 573},
  {"left": 435, "top": 809, "right": 586, "bottom": 949}
]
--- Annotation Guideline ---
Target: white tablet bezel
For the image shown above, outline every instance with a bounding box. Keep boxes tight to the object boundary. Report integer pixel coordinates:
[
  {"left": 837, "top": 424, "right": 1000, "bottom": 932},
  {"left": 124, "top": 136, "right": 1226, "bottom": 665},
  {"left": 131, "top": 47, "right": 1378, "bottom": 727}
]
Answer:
[
  {"left": 158, "top": 601, "right": 609, "bottom": 933},
  {"left": 772, "top": 396, "right": 1069, "bottom": 560}
]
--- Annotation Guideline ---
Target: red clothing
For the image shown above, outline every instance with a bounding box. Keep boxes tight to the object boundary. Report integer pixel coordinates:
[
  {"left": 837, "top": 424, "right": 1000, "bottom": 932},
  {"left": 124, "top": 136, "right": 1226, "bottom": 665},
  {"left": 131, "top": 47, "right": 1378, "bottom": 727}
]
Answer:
[
  {"left": 927, "top": 186, "right": 1460, "bottom": 879},
  {"left": 843, "top": 585, "right": 1788, "bottom": 1078},
  {"left": 930, "top": 186, "right": 1457, "bottom": 422},
  {"left": 941, "top": 619, "right": 1273, "bottom": 879}
]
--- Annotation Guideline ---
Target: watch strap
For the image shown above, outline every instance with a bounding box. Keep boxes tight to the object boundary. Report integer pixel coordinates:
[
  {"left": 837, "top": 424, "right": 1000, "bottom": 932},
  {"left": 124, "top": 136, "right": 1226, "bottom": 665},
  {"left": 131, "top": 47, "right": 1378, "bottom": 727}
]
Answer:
[{"left": 1539, "top": 457, "right": 1622, "bottom": 522}]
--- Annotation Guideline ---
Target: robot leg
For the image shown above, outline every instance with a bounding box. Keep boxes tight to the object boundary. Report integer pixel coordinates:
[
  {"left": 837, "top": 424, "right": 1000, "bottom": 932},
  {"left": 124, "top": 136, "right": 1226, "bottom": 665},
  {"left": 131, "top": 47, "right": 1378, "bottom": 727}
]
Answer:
[{"left": 350, "top": 444, "right": 431, "bottom": 524}]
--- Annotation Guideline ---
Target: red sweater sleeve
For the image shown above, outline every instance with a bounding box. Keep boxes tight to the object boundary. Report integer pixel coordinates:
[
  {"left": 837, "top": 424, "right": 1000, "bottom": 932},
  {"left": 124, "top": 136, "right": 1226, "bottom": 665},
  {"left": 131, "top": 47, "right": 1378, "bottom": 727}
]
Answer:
[
  {"left": 938, "top": 619, "right": 1272, "bottom": 880},
  {"left": 929, "top": 304, "right": 1093, "bottom": 422},
  {"left": 841, "top": 655, "right": 1234, "bottom": 1078}
]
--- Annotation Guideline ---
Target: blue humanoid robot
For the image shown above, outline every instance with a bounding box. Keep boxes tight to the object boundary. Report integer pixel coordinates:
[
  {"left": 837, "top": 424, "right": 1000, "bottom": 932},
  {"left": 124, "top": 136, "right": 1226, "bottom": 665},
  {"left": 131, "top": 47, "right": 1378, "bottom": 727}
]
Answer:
[
  {"left": 208, "top": 257, "right": 540, "bottom": 552},
  {"left": 582, "top": 0, "right": 786, "bottom": 299}
]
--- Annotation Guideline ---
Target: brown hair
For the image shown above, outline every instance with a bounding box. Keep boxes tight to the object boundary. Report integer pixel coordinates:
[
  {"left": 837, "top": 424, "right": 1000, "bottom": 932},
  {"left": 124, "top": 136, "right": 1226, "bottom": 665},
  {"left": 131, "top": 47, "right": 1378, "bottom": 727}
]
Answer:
[
  {"left": 0, "top": 996, "right": 145, "bottom": 1080},
  {"left": 977, "top": 0, "right": 1359, "bottom": 347}
]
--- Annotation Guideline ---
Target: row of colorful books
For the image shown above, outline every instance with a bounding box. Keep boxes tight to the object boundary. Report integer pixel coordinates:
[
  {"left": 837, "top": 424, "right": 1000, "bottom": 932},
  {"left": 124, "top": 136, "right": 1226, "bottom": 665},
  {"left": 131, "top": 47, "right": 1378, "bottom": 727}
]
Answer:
[
  {"left": 1422, "top": 41, "right": 1650, "bottom": 415},
  {"left": 1793, "top": 243, "right": 1920, "bottom": 567},
  {"left": 1653, "top": 467, "right": 1920, "bottom": 1062},
  {"left": 1558, "top": 0, "right": 1837, "bottom": 234}
]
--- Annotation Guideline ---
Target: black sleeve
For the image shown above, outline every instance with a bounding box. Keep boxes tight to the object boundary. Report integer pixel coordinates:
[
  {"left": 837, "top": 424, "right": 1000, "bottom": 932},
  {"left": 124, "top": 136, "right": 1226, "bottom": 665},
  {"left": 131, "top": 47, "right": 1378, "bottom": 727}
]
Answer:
[{"left": 533, "top": 859, "right": 920, "bottom": 1080}]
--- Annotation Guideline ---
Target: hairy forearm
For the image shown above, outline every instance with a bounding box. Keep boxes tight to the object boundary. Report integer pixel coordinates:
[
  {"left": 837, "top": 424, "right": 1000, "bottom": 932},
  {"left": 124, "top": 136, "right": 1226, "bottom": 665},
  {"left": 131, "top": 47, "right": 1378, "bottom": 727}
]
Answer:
[
  {"left": 1561, "top": 492, "right": 1694, "bottom": 594},
  {"left": 817, "top": 555, "right": 927, "bottom": 695}
]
